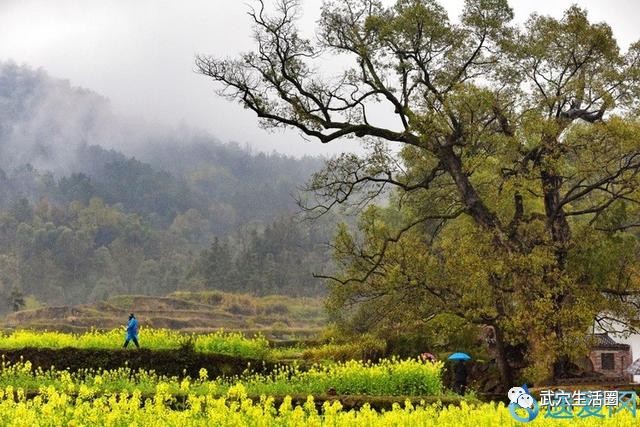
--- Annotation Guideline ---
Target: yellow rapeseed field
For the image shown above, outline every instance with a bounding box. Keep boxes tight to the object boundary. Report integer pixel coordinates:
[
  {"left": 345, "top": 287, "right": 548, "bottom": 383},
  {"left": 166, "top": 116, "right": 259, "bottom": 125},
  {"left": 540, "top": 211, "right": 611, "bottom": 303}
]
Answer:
[{"left": 0, "top": 385, "right": 636, "bottom": 426}]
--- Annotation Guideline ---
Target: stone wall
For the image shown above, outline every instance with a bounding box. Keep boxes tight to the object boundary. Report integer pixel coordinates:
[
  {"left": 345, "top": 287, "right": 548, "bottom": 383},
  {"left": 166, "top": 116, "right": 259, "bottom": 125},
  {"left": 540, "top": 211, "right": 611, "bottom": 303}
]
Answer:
[{"left": 589, "top": 348, "right": 632, "bottom": 380}]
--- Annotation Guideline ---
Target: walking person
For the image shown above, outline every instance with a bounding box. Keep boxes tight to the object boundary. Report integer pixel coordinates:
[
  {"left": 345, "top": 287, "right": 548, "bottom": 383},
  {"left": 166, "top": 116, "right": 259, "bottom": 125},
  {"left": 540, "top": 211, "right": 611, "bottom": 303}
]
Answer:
[{"left": 123, "top": 313, "right": 140, "bottom": 348}]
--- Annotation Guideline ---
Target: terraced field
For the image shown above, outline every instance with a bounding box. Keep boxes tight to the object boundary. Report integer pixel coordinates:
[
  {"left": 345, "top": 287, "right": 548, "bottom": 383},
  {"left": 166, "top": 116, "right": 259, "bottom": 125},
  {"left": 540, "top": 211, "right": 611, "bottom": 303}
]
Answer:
[{"left": 2, "top": 291, "right": 326, "bottom": 342}]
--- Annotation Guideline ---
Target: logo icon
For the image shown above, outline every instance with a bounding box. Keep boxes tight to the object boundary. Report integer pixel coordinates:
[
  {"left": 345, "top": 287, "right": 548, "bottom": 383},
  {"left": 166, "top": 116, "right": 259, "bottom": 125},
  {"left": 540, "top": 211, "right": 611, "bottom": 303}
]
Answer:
[{"left": 508, "top": 384, "right": 540, "bottom": 423}]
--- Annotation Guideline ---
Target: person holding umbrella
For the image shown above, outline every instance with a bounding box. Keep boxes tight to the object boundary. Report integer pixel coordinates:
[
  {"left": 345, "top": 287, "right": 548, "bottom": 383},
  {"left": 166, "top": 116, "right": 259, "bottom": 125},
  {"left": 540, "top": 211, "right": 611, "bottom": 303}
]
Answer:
[{"left": 448, "top": 352, "right": 471, "bottom": 394}]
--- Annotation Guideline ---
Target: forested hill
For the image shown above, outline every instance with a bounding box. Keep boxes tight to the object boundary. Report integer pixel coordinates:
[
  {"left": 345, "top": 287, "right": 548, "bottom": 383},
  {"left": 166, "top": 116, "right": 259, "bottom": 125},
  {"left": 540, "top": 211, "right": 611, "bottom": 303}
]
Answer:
[
  {"left": 0, "top": 62, "right": 324, "bottom": 228},
  {"left": 0, "top": 62, "right": 334, "bottom": 311}
]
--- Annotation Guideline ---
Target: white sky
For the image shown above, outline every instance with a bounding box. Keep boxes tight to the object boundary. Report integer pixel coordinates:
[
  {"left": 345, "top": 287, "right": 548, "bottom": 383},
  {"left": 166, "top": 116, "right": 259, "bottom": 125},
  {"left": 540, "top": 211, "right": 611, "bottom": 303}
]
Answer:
[{"left": 0, "top": 0, "right": 638, "bottom": 156}]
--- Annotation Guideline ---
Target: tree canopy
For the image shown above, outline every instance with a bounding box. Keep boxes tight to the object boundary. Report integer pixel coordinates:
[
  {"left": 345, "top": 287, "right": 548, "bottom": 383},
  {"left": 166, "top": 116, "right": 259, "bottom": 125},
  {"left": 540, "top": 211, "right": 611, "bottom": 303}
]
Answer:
[{"left": 197, "top": 0, "right": 640, "bottom": 386}]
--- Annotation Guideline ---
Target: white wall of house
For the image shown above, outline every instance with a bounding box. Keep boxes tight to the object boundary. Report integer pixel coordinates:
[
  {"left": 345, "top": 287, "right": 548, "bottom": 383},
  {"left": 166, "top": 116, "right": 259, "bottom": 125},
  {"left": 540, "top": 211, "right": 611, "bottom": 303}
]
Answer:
[{"left": 619, "top": 334, "right": 640, "bottom": 383}]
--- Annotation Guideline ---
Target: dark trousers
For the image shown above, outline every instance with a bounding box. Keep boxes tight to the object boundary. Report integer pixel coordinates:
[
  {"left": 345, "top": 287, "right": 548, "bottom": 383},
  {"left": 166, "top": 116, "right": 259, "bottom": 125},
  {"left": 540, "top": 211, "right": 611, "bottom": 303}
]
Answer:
[
  {"left": 454, "top": 381, "right": 466, "bottom": 395},
  {"left": 124, "top": 337, "right": 140, "bottom": 348}
]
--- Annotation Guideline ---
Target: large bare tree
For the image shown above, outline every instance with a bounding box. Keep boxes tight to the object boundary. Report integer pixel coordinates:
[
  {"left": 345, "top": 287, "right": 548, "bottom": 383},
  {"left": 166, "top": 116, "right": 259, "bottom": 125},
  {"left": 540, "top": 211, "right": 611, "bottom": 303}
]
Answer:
[{"left": 197, "top": 0, "right": 640, "bottom": 386}]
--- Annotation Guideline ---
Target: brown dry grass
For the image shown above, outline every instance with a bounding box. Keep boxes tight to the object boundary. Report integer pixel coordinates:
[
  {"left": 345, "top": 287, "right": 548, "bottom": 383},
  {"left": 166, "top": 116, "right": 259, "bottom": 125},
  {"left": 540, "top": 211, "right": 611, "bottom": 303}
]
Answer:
[{"left": 2, "top": 291, "right": 326, "bottom": 342}]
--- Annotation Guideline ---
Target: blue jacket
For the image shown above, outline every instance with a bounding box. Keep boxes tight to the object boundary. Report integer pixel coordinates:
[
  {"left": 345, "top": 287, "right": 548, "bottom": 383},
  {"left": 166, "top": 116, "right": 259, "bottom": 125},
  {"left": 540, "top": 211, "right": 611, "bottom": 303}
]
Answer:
[{"left": 126, "top": 318, "right": 139, "bottom": 339}]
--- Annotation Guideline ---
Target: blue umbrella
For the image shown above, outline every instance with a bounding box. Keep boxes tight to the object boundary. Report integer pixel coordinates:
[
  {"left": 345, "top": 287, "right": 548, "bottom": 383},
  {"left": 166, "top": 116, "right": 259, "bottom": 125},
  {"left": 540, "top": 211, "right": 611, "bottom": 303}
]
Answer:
[{"left": 448, "top": 352, "right": 472, "bottom": 361}]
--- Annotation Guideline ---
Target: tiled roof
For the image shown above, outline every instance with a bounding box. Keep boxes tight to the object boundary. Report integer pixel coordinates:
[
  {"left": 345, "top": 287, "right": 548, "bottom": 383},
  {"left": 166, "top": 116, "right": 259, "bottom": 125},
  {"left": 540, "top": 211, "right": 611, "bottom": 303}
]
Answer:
[{"left": 590, "top": 333, "right": 630, "bottom": 350}]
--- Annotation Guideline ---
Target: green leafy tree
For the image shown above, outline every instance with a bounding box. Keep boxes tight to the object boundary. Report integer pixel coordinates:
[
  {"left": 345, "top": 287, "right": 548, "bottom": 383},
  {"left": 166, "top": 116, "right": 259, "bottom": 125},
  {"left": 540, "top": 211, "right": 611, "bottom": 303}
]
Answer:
[
  {"left": 191, "top": 237, "right": 235, "bottom": 290},
  {"left": 170, "top": 208, "right": 209, "bottom": 244},
  {"left": 8, "top": 198, "right": 33, "bottom": 223},
  {"left": 8, "top": 287, "right": 25, "bottom": 312},
  {"left": 58, "top": 173, "right": 95, "bottom": 204},
  {"left": 198, "top": 0, "right": 640, "bottom": 385}
]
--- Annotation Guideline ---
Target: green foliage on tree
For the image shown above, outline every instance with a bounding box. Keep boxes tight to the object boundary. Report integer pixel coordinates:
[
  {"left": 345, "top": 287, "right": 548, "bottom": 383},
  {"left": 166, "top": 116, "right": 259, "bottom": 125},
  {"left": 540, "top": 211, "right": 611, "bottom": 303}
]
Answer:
[
  {"left": 198, "top": 0, "right": 640, "bottom": 386},
  {"left": 8, "top": 288, "right": 25, "bottom": 312},
  {"left": 187, "top": 216, "right": 333, "bottom": 296},
  {"left": 0, "top": 192, "right": 333, "bottom": 310}
]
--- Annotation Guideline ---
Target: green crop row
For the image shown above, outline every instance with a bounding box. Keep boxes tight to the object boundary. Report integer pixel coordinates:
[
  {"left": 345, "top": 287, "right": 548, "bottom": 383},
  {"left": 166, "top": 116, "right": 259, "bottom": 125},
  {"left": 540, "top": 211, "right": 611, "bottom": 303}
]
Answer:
[
  {"left": 0, "top": 329, "right": 270, "bottom": 359},
  {"left": 0, "top": 357, "right": 443, "bottom": 397}
]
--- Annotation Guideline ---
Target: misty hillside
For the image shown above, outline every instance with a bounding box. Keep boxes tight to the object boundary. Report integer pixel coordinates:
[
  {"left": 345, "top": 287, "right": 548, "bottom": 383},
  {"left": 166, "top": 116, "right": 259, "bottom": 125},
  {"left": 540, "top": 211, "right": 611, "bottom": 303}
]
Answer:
[
  {"left": 0, "top": 62, "right": 324, "bottom": 227},
  {"left": 0, "top": 62, "right": 334, "bottom": 311}
]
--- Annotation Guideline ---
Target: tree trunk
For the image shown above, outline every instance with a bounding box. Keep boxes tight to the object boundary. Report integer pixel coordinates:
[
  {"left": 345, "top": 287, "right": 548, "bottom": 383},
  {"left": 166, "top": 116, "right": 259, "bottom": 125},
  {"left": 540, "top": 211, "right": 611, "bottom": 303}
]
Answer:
[
  {"left": 540, "top": 170, "right": 571, "bottom": 267},
  {"left": 540, "top": 165, "right": 573, "bottom": 383},
  {"left": 492, "top": 324, "right": 514, "bottom": 390}
]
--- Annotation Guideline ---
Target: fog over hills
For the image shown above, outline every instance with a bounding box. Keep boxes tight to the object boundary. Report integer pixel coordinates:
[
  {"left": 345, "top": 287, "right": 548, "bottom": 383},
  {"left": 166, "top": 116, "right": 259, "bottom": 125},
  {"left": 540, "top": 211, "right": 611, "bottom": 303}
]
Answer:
[
  {"left": 0, "top": 61, "right": 325, "bottom": 223},
  {"left": 0, "top": 62, "right": 334, "bottom": 309},
  {"left": 1, "top": 61, "right": 132, "bottom": 174}
]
